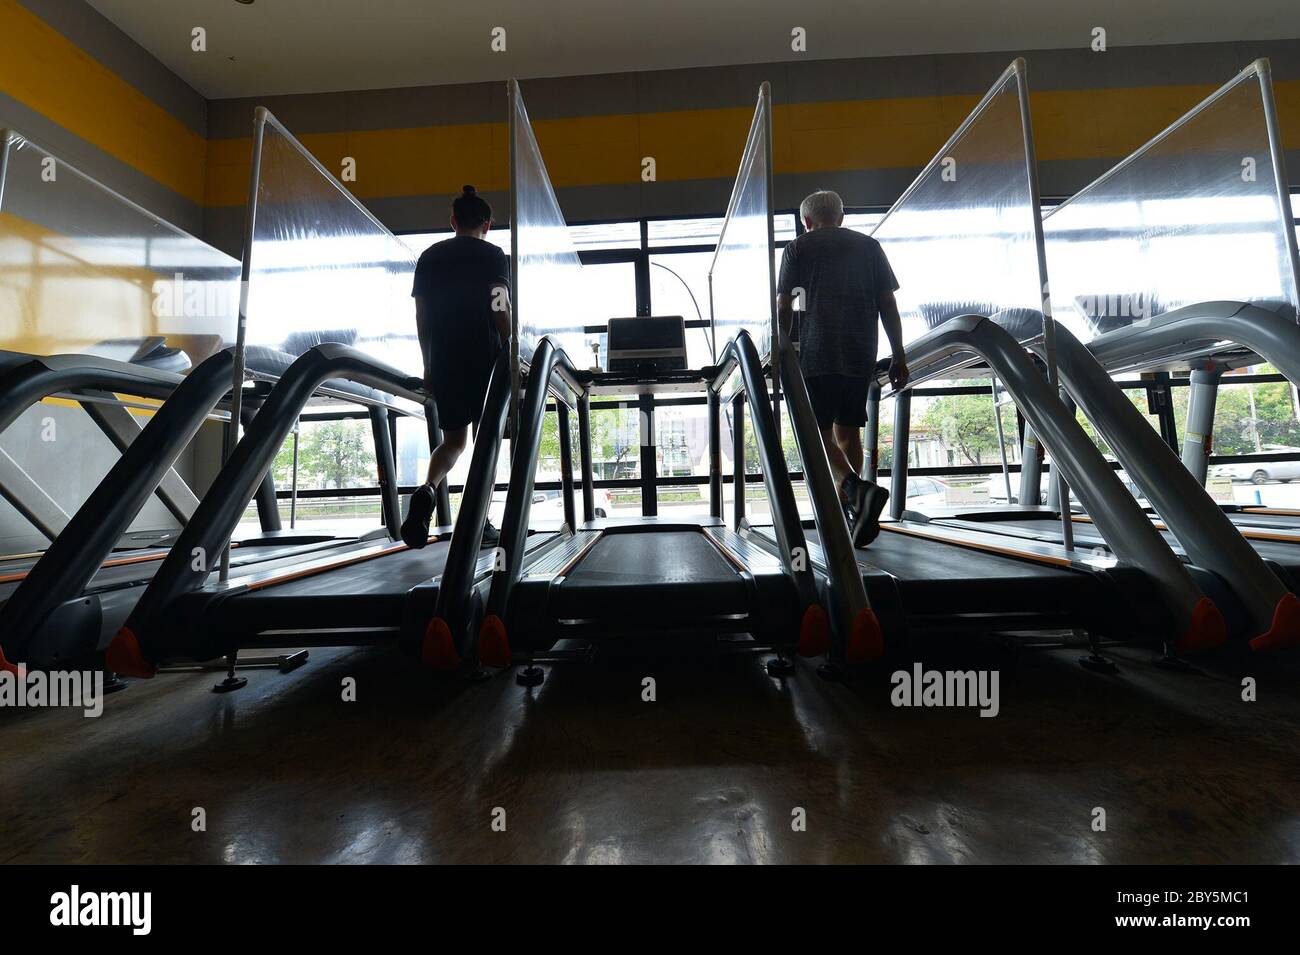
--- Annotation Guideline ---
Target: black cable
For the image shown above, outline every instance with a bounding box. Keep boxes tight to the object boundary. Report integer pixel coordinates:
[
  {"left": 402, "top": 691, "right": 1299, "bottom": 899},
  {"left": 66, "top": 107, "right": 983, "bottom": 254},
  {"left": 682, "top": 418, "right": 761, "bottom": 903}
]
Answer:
[{"left": 649, "top": 260, "right": 713, "bottom": 365}]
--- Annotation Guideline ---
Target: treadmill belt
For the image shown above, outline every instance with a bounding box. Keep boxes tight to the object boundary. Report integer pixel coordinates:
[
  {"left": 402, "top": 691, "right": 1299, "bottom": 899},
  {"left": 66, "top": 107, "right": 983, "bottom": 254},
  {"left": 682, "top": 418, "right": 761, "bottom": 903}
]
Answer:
[
  {"left": 555, "top": 530, "right": 747, "bottom": 619},
  {"left": 804, "top": 525, "right": 1096, "bottom": 617},
  {"left": 239, "top": 541, "right": 453, "bottom": 599},
  {"left": 807, "top": 527, "right": 1077, "bottom": 581},
  {"left": 202, "top": 541, "right": 454, "bottom": 632},
  {"left": 947, "top": 515, "right": 1300, "bottom": 574}
]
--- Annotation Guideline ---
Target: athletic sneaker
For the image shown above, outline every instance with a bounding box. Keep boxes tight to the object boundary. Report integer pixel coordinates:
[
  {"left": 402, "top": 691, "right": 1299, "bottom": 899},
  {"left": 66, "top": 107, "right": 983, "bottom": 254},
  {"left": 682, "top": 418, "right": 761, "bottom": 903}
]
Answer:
[
  {"left": 400, "top": 484, "right": 435, "bottom": 549},
  {"left": 481, "top": 520, "right": 501, "bottom": 550},
  {"left": 843, "top": 474, "right": 889, "bottom": 548}
]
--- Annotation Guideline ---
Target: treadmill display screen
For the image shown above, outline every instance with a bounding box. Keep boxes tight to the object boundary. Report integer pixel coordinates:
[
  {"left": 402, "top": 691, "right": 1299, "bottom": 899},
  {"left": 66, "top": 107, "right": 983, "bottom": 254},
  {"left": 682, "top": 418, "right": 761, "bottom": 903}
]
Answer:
[
  {"left": 709, "top": 84, "right": 776, "bottom": 360},
  {"left": 871, "top": 63, "right": 1048, "bottom": 348},
  {"left": 0, "top": 130, "right": 239, "bottom": 366},
  {"left": 242, "top": 111, "right": 419, "bottom": 388},
  {"left": 1042, "top": 60, "right": 1300, "bottom": 342}
]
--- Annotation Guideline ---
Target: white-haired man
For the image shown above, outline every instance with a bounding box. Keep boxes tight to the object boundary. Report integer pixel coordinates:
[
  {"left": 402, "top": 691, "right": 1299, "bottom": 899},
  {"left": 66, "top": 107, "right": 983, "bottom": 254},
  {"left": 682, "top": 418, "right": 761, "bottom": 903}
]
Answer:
[{"left": 776, "top": 189, "right": 908, "bottom": 547}]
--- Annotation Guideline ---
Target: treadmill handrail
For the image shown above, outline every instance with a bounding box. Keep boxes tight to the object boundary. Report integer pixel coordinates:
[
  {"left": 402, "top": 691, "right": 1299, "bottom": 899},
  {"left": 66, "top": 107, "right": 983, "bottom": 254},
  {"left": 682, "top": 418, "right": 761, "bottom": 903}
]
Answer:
[
  {"left": 1085, "top": 301, "right": 1300, "bottom": 384},
  {"left": 774, "top": 337, "right": 874, "bottom": 631},
  {"left": 121, "top": 343, "right": 427, "bottom": 650},
  {"left": 893, "top": 314, "right": 1214, "bottom": 646},
  {"left": 711, "top": 331, "right": 821, "bottom": 612},
  {"left": 0, "top": 352, "right": 185, "bottom": 434},
  {"left": 428, "top": 348, "right": 514, "bottom": 651},
  {"left": 1033, "top": 322, "right": 1291, "bottom": 640},
  {"left": 0, "top": 350, "right": 238, "bottom": 661},
  {"left": 480, "top": 337, "right": 580, "bottom": 627}
]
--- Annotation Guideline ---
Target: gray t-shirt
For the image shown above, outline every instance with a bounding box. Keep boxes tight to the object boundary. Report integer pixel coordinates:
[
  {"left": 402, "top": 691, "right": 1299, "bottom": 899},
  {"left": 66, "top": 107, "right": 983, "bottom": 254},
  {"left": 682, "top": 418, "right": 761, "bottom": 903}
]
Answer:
[{"left": 777, "top": 227, "right": 898, "bottom": 377}]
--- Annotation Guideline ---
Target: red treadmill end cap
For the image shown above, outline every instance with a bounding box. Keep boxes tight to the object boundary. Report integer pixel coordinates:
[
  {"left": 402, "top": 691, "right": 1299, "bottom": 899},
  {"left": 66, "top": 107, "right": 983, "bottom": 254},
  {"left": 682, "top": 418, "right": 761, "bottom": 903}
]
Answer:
[
  {"left": 1174, "top": 597, "right": 1228, "bottom": 656},
  {"left": 0, "top": 645, "right": 24, "bottom": 677},
  {"left": 845, "top": 607, "right": 885, "bottom": 663},
  {"left": 421, "top": 618, "right": 461, "bottom": 670},
  {"left": 1249, "top": 592, "right": 1300, "bottom": 653},
  {"left": 105, "top": 628, "right": 156, "bottom": 679},
  {"left": 477, "top": 614, "right": 512, "bottom": 669},
  {"left": 795, "top": 604, "right": 832, "bottom": 658}
]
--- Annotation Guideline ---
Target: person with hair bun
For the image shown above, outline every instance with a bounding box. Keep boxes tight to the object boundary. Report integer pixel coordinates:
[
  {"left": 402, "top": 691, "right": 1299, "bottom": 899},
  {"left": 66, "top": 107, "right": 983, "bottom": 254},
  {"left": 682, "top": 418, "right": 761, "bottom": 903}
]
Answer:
[{"left": 402, "top": 185, "right": 511, "bottom": 549}]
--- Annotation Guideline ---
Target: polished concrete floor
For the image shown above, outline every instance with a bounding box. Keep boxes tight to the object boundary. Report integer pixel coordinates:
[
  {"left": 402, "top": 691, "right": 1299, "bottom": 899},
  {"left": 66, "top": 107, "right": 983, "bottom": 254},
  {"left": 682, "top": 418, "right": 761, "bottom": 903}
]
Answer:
[{"left": 3, "top": 636, "right": 1299, "bottom": 864}]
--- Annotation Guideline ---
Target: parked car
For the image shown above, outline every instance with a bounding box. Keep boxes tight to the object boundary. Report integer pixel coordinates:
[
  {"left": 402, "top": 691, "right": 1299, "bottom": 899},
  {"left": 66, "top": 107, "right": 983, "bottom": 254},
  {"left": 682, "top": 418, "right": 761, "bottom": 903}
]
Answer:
[
  {"left": 903, "top": 476, "right": 950, "bottom": 508},
  {"left": 531, "top": 486, "right": 612, "bottom": 521},
  {"left": 983, "top": 470, "right": 1145, "bottom": 506},
  {"left": 1210, "top": 446, "right": 1300, "bottom": 484}
]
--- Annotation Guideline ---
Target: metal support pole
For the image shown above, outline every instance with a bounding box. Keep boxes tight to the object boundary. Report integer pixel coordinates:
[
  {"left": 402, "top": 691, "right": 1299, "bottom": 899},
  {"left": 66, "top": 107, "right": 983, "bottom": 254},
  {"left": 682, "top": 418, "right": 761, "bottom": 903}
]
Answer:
[
  {"left": 1018, "top": 425, "right": 1042, "bottom": 506},
  {"left": 369, "top": 405, "right": 401, "bottom": 540},
  {"left": 863, "top": 381, "right": 881, "bottom": 482},
  {"left": 289, "top": 419, "right": 300, "bottom": 528},
  {"left": 1147, "top": 371, "right": 1179, "bottom": 452},
  {"left": 424, "top": 399, "right": 452, "bottom": 527},
  {"left": 253, "top": 467, "right": 281, "bottom": 532},
  {"left": 220, "top": 108, "right": 268, "bottom": 583},
  {"left": 638, "top": 393, "right": 657, "bottom": 517},
  {"left": 732, "top": 392, "right": 746, "bottom": 527},
  {"left": 1051, "top": 389, "right": 1076, "bottom": 551},
  {"left": 1182, "top": 365, "right": 1222, "bottom": 486},
  {"left": 557, "top": 401, "right": 576, "bottom": 531},
  {"left": 577, "top": 391, "right": 595, "bottom": 523},
  {"left": 991, "top": 375, "right": 1013, "bottom": 504},
  {"left": 889, "top": 390, "right": 911, "bottom": 520},
  {"left": 708, "top": 389, "right": 722, "bottom": 519},
  {"left": 242, "top": 406, "right": 282, "bottom": 533}
]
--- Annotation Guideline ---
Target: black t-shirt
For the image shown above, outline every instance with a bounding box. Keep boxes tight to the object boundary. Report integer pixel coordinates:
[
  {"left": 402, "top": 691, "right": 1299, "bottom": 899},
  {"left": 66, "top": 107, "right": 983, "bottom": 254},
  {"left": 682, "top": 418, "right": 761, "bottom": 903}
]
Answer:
[
  {"left": 411, "top": 235, "right": 510, "bottom": 375},
  {"left": 777, "top": 227, "right": 898, "bottom": 377}
]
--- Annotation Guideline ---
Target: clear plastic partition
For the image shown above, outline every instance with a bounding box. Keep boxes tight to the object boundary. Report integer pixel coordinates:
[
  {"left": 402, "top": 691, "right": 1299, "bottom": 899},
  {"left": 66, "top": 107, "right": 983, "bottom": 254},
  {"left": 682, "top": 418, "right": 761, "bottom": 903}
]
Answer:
[
  {"left": 1043, "top": 60, "right": 1300, "bottom": 343},
  {"left": 509, "top": 81, "right": 592, "bottom": 366},
  {"left": 242, "top": 112, "right": 418, "bottom": 391},
  {"left": 870, "top": 63, "right": 1047, "bottom": 347},
  {"left": 0, "top": 129, "right": 239, "bottom": 366},
  {"left": 708, "top": 84, "right": 776, "bottom": 359}
]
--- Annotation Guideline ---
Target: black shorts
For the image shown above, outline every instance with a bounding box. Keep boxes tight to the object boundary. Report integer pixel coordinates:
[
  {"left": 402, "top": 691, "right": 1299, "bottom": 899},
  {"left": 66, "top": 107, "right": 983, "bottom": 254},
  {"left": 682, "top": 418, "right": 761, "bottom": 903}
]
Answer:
[
  {"left": 805, "top": 374, "right": 871, "bottom": 430},
  {"left": 431, "top": 361, "right": 492, "bottom": 430}
]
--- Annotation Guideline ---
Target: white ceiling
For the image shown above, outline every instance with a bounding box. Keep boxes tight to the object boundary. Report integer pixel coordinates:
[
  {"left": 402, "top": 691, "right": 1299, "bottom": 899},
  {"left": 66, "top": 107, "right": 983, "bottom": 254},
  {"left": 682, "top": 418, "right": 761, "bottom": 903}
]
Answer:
[{"left": 87, "top": 0, "right": 1300, "bottom": 99}]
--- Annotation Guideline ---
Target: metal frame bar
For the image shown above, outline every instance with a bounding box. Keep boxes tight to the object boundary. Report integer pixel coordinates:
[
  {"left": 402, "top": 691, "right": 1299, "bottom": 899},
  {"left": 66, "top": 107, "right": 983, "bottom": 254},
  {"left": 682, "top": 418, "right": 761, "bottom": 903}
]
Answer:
[
  {"left": 707, "top": 82, "right": 776, "bottom": 366},
  {"left": 0, "top": 448, "right": 69, "bottom": 542},
  {"left": 1036, "top": 325, "right": 1289, "bottom": 639},
  {"left": 1012, "top": 58, "right": 1073, "bottom": 550},
  {"left": 122, "top": 344, "right": 427, "bottom": 658},
  {"left": 0, "top": 350, "right": 238, "bottom": 662},
  {"left": 890, "top": 314, "right": 1209, "bottom": 643},
  {"left": 222, "top": 108, "right": 268, "bottom": 582},
  {"left": 714, "top": 333, "right": 821, "bottom": 612},
  {"left": 1256, "top": 59, "right": 1300, "bottom": 314}
]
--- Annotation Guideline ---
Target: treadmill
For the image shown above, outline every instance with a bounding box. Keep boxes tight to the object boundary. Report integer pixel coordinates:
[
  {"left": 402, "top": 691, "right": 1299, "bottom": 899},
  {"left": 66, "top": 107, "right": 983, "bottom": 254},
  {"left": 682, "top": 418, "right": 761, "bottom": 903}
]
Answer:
[
  {"left": 0, "top": 119, "right": 433, "bottom": 669},
  {"left": 753, "top": 61, "right": 1227, "bottom": 658},
  {"left": 0, "top": 346, "right": 423, "bottom": 669},
  {"left": 427, "top": 73, "right": 1220, "bottom": 682},
  {"left": 940, "top": 59, "right": 1300, "bottom": 652}
]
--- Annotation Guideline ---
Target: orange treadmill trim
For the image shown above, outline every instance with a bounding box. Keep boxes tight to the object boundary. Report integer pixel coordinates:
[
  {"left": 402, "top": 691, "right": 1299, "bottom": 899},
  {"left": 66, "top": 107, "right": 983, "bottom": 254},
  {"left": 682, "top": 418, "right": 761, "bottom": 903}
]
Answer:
[
  {"left": 241, "top": 535, "right": 444, "bottom": 592},
  {"left": 878, "top": 522, "right": 1076, "bottom": 568}
]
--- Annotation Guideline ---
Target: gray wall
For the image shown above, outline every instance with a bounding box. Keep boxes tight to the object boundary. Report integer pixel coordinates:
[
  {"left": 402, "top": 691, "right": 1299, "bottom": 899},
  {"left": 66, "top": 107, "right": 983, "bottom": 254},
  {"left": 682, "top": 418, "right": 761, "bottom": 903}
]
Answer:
[
  {"left": 202, "top": 37, "right": 1300, "bottom": 254},
  {"left": 3, "top": 0, "right": 207, "bottom": 233}
]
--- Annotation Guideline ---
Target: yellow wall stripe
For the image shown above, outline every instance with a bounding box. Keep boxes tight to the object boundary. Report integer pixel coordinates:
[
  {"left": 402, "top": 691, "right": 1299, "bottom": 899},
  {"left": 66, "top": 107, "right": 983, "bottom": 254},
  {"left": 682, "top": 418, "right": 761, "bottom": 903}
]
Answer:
[
  {"left": 3, "top": 0, "right": 1295, "bottom": 214},
  {"left": 0, "top": 0, "right": 206, "bottom": 204},
  {"left": 203, "top": 80, "right": 1300, "bottom": 207}
]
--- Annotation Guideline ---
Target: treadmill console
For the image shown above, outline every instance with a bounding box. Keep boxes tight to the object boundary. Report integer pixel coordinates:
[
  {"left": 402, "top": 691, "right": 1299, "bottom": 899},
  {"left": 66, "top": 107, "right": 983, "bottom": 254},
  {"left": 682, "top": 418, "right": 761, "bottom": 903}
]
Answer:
[{"left": 606, "top": 316, "right": 687, "bottom": 373}]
